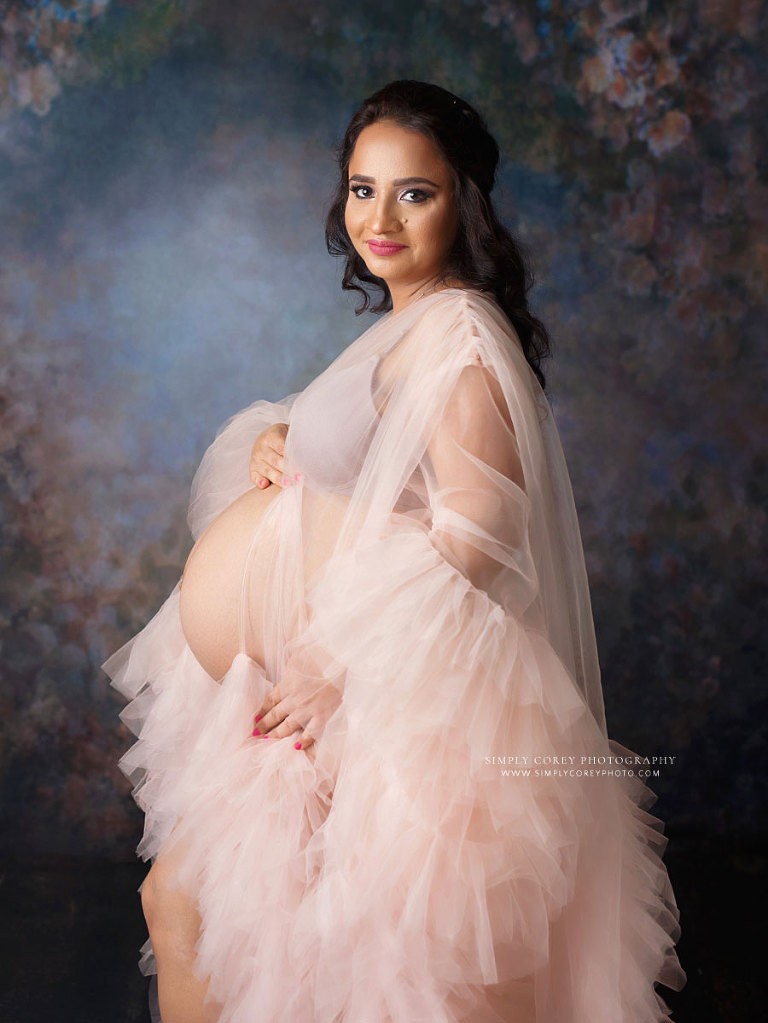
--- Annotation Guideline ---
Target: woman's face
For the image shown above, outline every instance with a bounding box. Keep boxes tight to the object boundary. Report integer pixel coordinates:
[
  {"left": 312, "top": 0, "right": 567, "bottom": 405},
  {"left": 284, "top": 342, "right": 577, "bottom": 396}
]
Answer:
[{"left": 344, "top": 119, "right": 459, "bottom": 309}]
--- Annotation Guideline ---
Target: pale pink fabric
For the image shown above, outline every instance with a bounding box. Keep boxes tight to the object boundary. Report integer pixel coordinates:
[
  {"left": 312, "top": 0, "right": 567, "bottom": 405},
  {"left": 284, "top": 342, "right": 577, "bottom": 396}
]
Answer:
[{"left": 104, "top": 288, "right": 686, "bottom": 1022}]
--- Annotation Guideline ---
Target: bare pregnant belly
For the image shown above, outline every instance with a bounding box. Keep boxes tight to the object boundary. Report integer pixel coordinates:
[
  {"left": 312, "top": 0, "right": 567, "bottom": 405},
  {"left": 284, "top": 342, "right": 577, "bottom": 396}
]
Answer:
[
  {"left": 178, "top": 484, "right": 283, "bottom": 680},
  {"left": 178, "top": 484, "right": 349, "bottom": 681}
]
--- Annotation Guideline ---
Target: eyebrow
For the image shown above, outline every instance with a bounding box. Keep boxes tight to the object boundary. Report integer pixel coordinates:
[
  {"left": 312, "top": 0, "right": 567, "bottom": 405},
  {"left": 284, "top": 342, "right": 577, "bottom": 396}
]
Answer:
[{"left": 349, "top": 174, "right": 442, "bottom": 188}]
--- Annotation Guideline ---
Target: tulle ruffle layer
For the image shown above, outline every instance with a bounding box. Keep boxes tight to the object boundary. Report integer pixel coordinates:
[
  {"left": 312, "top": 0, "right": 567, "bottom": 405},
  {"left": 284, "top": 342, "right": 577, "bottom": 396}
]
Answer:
[{"left": 105, "top": 524, "right": 685, "bottom": 1022}]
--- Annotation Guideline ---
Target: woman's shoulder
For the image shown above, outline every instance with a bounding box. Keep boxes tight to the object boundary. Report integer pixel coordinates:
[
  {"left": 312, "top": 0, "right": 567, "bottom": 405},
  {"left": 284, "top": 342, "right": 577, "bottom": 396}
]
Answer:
[
  {"left": 416, "top": 284, "right": 508, "bottom": 328},
  {"left": 422, "top": 286, "right": 524, "bottom": 361},
  {"left": 372, "top": 284, "right": 527, "bottom": 391}
]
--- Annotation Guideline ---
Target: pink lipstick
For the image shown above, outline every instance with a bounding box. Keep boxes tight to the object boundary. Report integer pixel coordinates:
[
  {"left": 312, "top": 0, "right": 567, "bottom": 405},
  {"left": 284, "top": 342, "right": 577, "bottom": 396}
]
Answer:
[{"left": 367, "top": 240, "right": 408, "bottom": 256}]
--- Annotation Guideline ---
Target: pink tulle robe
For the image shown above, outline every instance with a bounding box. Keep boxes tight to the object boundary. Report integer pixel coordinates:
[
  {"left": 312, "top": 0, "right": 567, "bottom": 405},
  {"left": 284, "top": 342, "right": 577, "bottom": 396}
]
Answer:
[{"left": 104, "top": 287, "right": 687, "bottom": 1022}]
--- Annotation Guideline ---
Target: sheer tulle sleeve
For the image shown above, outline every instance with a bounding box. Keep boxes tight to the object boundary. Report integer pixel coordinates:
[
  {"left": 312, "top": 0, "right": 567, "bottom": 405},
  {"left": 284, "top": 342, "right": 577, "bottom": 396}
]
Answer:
[
  {"left": 187, "top": 391, "right": 300, "bottom": 539},
  {"left": 422, "top": 352, "right": 540, "bottom": 617}
]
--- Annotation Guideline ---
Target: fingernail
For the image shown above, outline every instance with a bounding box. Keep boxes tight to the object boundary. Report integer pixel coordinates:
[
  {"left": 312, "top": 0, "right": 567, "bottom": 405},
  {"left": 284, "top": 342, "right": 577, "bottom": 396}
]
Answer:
[
  {"left": 294, "top": 741, "right": 302, "bottom": 749},
  {"left": 258, "top": 478, "right": 266, "bottom": 488},
  {"left": 252, "top": 728, "right": 261, "bottom": 736},
  {"left": 254, "top": 714, "right": 262, "bottom": 722},
  {"left": 294, "top": 472, "right": 301, "bottom": 481}
]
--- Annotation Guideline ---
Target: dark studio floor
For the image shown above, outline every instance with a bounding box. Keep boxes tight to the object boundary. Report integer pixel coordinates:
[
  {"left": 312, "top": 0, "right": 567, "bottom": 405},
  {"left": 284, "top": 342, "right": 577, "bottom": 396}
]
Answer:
[{"left": 0, "top": 835, "right": 764, "bottom": 1023}]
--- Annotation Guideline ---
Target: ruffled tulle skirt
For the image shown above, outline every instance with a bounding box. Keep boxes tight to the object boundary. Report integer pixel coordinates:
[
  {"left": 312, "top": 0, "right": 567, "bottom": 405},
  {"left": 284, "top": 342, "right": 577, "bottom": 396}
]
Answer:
[{"left": 105, "top": 525, "right": 685, "bottom": 1023}]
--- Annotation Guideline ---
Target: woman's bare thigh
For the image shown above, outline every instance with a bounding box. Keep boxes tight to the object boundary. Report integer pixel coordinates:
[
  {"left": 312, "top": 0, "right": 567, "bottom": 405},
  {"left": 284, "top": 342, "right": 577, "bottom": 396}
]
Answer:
[{"left": 142, "top": 831, "right": 201, "bottom": 946}]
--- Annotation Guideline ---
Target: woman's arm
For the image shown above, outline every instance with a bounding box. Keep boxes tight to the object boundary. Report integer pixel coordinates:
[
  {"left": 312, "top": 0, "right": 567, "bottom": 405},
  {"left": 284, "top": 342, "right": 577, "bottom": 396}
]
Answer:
[{"left": 421, "top": 352, "right": 537, "bottom": 615}]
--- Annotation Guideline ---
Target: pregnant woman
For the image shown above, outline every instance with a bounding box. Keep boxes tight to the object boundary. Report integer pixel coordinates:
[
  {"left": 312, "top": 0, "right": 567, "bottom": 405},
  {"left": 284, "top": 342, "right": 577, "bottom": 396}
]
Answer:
[{"left": 105, "top": 80, "right": 686, "bottom": 1022}]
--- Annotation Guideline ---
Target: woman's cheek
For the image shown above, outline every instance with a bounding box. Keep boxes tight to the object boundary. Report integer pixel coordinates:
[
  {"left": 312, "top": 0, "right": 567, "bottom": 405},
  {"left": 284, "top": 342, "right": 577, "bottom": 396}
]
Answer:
[
  {"left": 345, "top": 199, "right": 361, "bottom": 232},
  {"left": 345, "top": 211, "right": 364, "bottom": 257}
]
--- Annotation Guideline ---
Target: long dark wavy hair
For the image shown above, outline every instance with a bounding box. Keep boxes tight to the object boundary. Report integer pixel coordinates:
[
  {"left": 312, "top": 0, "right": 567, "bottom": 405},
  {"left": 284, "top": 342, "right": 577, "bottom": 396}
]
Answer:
[{"left": 325, "top": 79, "right": 552, "bottom": 390}]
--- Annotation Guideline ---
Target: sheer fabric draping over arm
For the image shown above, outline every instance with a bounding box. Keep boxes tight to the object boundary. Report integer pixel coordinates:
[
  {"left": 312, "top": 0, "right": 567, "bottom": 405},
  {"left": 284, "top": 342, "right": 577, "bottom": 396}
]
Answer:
[
  {"left": 105, "top": 288, "right": 685, "bottom": 1023},
  {"left": 187, "top": 389, "right": 301, "bottom": 538}
]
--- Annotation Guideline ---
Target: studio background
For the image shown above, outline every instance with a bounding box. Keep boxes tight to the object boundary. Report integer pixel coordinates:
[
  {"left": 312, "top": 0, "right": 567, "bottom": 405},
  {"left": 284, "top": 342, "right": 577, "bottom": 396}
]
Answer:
[{"left": 0, "top": 1, "right": 765, "bottom": 1021}]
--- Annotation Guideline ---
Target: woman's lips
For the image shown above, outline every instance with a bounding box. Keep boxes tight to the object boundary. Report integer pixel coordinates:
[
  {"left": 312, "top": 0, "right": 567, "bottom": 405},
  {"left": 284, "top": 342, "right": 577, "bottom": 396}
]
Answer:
[{"left": 367, "top": 240, "right": 408, "bottom": 256}]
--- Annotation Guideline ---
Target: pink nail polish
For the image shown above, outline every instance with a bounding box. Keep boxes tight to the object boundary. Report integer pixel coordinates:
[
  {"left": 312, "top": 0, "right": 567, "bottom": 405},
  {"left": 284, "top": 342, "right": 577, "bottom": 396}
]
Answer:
[
  {"left": 253, "top": 728, "right": 261, "bottom": 736},
  {"left": 294, "top": 472, "right": 301, "bottom": 481},
  {"left": 294, "top": 741, "right": 302, "bottom": 749},
  {"left": 254, "top": 714, "right": 262, "bottom": 722}
]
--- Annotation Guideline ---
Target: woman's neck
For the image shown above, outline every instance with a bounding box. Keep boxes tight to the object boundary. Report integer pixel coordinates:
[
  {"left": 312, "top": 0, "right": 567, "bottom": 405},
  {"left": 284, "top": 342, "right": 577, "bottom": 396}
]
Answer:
[{"left": 388, "top": 275, "right": 467, "bottom": 315}]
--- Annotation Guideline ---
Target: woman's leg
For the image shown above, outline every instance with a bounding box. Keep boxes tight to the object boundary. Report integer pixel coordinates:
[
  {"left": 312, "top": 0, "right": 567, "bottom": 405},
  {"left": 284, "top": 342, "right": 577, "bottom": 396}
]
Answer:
[{"left": 141, "top": 843, "right": 220, "bottom": 1023}]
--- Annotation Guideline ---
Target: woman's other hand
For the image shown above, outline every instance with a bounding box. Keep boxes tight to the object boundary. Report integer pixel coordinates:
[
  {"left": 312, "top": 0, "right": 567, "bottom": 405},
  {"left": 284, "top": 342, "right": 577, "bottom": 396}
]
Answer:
[
  {"left": 249, "top": 422, "right": 289, "bottom": 488},
  {"left": 252, "top": 644, "right": 344, "bottom": 753}
]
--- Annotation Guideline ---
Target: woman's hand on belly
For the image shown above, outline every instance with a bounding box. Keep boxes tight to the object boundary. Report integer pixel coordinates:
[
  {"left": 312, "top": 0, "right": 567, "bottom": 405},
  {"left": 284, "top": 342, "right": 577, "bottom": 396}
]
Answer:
[
  {"left": 249, "top": 422, "right": 290, "bottom": 489},
  {"left": 253, "top": 643, "right": 345, "bottom": 752}
]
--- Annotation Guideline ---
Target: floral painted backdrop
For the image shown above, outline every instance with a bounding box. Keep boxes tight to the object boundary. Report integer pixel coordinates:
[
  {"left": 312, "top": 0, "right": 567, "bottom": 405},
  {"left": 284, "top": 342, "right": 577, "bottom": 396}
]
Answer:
[{"left": 0, "top": 0, "right": 765, "bottom": 857}]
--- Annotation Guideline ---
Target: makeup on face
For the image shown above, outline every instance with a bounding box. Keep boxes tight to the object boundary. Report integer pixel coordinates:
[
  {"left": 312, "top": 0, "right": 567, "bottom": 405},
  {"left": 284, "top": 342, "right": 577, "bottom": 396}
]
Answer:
[{"left": 344, "top": 120, "right": 459, "bottom": 310}]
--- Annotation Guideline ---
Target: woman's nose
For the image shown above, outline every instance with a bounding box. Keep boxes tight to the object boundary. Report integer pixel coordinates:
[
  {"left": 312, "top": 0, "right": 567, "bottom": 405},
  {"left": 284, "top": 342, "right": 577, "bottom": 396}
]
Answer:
[{"left": 367, "top": 197, "right": 400, "bottom": 234}]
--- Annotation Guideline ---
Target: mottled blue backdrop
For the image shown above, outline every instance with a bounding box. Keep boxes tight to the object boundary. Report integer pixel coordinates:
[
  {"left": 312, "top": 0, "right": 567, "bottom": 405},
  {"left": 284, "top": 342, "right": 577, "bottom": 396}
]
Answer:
[{"left": 0, "top": 0, "right": 765, "bottom": 857}]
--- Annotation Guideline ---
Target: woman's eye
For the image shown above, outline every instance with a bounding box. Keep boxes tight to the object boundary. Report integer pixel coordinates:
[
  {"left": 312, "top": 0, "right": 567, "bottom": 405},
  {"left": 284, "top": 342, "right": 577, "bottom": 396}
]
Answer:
[
  {"left": 401, "top": 189, "right": 431, "bottom": 203},
  {"left": 349, "top": 185, "right": 373, "bottom": 199}
]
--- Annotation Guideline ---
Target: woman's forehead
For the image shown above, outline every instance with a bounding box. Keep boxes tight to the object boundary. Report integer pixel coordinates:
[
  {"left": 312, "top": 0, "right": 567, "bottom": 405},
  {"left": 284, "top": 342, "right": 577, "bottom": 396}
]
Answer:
[{"left": 348, "top": 121, "right": 451, "bottom": 183}]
